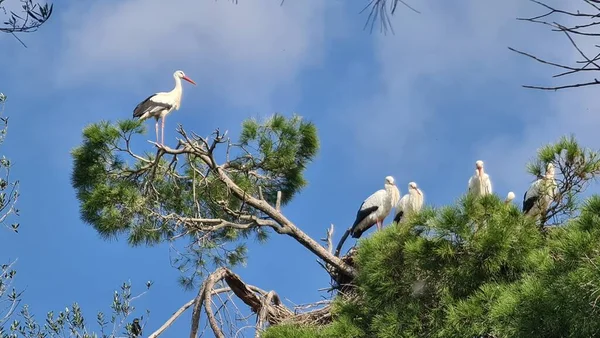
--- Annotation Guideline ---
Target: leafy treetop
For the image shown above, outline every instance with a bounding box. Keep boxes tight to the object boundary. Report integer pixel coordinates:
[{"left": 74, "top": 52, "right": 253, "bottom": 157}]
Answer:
[{"left": 70, "top": 113, "right": 329, "bottom": 288}]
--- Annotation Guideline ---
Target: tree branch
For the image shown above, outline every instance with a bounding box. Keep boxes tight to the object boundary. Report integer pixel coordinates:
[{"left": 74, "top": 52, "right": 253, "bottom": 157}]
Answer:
[
  {"left": 187, "top": 267, "right": 303, "bottom": 338},
  {"left": 512, "top": 0, "right": 600, "bottom": 90},
  {"left": 150, "top": 130, "right": 357, "bottom": 278}
]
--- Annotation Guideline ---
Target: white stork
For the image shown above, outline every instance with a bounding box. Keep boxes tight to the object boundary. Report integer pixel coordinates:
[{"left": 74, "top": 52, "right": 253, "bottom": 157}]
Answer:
[
  {"left": 523, "top": 163, "right": 558, "bottom": 219},
  {"left": 468, "top": 160, "right": 493, "bottom": 197},
  {"left": 505, "top": 191, "right": 516, "bottom": 204},
  {"left": 350, "top": 176, "right": 400, "bottom": 239},
  {"left": 393, "top": 181, "right": 424, "bottom": 223},
  {"left": 133, "top": 70, "right": 196, "bottom": 145}
]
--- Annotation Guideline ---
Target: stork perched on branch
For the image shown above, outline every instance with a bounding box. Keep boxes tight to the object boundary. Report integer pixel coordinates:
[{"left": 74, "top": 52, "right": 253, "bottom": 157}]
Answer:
[
  {"left": 468, "top": 160, "right": 493, "bottom": 197},
  {"left": 523, "top": 163, "right": 558, "bottom": 220},
  {"left": 133, "top": 70, "right": 196, "bottom": 146},
  {"left": 393, "top": 181, "right": 424, "bottom": 223},
  {"left": 350, "top": 176, "right": 400, "bottom": 239}
]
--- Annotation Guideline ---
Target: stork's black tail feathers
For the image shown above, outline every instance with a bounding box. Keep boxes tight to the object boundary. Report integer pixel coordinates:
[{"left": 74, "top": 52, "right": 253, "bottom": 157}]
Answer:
[{"left": 393, "top": 211, "right": 404, "bottom": 223}]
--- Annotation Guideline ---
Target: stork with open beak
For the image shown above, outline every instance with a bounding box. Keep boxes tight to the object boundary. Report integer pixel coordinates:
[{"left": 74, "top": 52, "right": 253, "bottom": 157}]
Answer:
[{"left": 133, "top": 70, "right": 196, "bottom": 146}]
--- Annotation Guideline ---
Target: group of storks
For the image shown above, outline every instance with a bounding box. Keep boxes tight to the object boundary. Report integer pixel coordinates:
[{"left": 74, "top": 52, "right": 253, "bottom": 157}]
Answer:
[
  {"left": 348, "top": 160, "right": 559, "bottom": 240},
  {"left": 130, "top": 71, "right": 560, "bottom": 250}
]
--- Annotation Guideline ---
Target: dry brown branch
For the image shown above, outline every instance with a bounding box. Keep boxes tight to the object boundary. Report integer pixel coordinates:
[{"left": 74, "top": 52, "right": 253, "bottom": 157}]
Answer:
[
  {"left": 182, "top": 267, "right": 334, "bottom": 337},
  {"left": 255, "top": 291, "right": 276, "bottom": 337},
  {"left": 512, "top": 0, "right": 600, "bottom": 90}
]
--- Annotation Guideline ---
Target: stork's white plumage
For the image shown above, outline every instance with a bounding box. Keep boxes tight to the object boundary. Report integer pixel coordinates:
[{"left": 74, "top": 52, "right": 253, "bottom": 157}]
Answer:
[
  {"left": 523, "top": 163, "right": 558, "bottom": 219},
  {"left": 393, "top": 182, "right": 424, "bottom": 223},
  {"left": 133, "top": 70, "right": 196, "bottom": 145},
  {"left": 350, "top": 176, "right": 400, "bottom": 239},
  {"left": 468, "top": 160, "right": 493, "bottom": 197},
  {"left": 505, "top": 191, "right": 516, "bottom": 204}
]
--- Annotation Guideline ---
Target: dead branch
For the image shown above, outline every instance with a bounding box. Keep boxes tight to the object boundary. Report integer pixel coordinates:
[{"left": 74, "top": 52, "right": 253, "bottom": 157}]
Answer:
[
  {"left": 275, "top": 191, "right": 282, "bottom": 212},
  {"left": 512, "top": 0, "right": 600, "bottom": 90},
  {"left": 335, "top": 228, "right": 353, "bottom": 257},
  {"left": 183, "top": 267, "right": 334, "bottom": 337},
  {"left": 255, "top": 291, "right": 276, "bottom": 337},
  {"left": 321, "top": 224, "right": 334, "bottom": 254},
  {"left": 149, "top": 299, "right": 195, "bottom": 338},
  {"left": 258, "top": 186, "right": 264, "bottom": 200}
]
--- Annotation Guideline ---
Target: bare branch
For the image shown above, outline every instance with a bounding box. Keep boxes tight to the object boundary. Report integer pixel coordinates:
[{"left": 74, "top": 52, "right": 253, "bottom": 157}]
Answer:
[
  {"left": 148, "top": 298, "right": 195, "bottom": 338},
  {"left": 512, "top": 0, "right": 600, "bottom": 90},
  {"left": 188, "top": 267, "right": 301, "bottom": 338},
  {"left": 275, "top": 191, "right": 282, "bottom": 212},
  {"left": 321, "top": 224, "right": 334, "bottom": 254}
]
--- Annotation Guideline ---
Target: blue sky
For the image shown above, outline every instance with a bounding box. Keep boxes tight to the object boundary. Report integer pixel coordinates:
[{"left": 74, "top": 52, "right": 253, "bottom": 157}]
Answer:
[{"left": 1, "top": 0, "right": 600, "bottom": 336}]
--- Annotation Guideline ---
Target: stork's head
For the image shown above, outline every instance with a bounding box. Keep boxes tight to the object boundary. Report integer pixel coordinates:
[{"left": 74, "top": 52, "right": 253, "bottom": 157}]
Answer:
[
  {"left": 545, "top": 162, "right": 555, "bottom": 178},
  {"left": 506, "top": 191, "right": 515, "bottom": 203},
  {"left": 409, "top": 181, "right": 422, "bottom": 195},
  {"left": 174, "top": 70, "right": 197, "bottom": 85},
  {"left": 385, "top": 176, "right": 395, "bottom": 185},
  {"left": 475, "top": 160, "right": 484, "bottom": 176}
]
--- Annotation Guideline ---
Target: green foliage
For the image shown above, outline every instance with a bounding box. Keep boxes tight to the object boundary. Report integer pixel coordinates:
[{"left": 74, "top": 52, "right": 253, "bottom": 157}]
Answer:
[
  {"left": 264, "top": 135, "right": 600, "bottom": 338},
  {"left": 0, "top": 272, "right": 150, "bottom": 338},
  {"left": 0, "top": 95, "right": 20, "bottom": 234},
  {"left": 236, "top": 113, "right": 319, "bottom": 205},
  {"left": 71, "top": 114, "right": 318, "bottom": 283},
  {"left": 525, "top": 134, "right": 600, "bottom": 224}
]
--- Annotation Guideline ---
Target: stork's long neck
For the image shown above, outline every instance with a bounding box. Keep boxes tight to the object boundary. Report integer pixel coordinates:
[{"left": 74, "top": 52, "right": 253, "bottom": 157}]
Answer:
[
  {"left": 386, "top": 184, "right": 400, "bottom": 207},
  {"left": 171, "top": 75, "right": 183, "bottom": 109},
  {"left": 478, "top": 168, "right": 485, "bottom": 190}
]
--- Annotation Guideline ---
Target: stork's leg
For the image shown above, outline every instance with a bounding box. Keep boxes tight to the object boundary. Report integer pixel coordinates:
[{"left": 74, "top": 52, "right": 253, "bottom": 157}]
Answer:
[
  {"left": 376, "top": 220, "right": 381, "bottom": 231},
  {"left": 161, "top": 116, "right": 166, "bottom": 146},
  {"left": 155, "top": 120, "right": 159, "bottom": 145}
]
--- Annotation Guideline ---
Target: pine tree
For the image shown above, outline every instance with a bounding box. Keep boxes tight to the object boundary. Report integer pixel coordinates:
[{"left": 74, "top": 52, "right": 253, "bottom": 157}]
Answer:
[
  {"left": 264, "top": 136, "right": 600, "bottom": 338},
  {"left": 67, "top": 109, "right": 600, "bottom": 337}
]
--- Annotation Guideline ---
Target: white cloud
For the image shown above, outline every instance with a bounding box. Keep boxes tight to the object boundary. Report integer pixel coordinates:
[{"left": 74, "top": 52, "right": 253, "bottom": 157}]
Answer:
[{"left": 55, "top": 0, "right": 343, "bottom": 108}]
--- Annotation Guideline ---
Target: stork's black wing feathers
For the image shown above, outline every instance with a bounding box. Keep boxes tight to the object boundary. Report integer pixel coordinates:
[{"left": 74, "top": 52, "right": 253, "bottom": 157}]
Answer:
[
  {"left": 350, "top": 203, "right": 379, "bottom": 239},
  {"left": 133, "top": 94, "right": 172, "bottom": 119},
  {"left": 393, "top": 210, "right": 404, "bottom": 223},
  {"left": 522, "top": 190, "right": 538, "bottom": 214}
]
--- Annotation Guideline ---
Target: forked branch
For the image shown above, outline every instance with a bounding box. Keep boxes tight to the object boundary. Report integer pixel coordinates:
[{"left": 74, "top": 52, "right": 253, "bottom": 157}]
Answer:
[
  {"left": 147, "top": 267, "right": 329, "bottom": 338},
  {"left": 146, "top": 127, "right": 357, "bottom": 278}
]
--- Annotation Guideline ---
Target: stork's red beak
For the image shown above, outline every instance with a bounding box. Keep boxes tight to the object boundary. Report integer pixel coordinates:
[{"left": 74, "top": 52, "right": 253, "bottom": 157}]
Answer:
[{"left": 183, "top": 76, "right": 196, "bottom": 85}]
